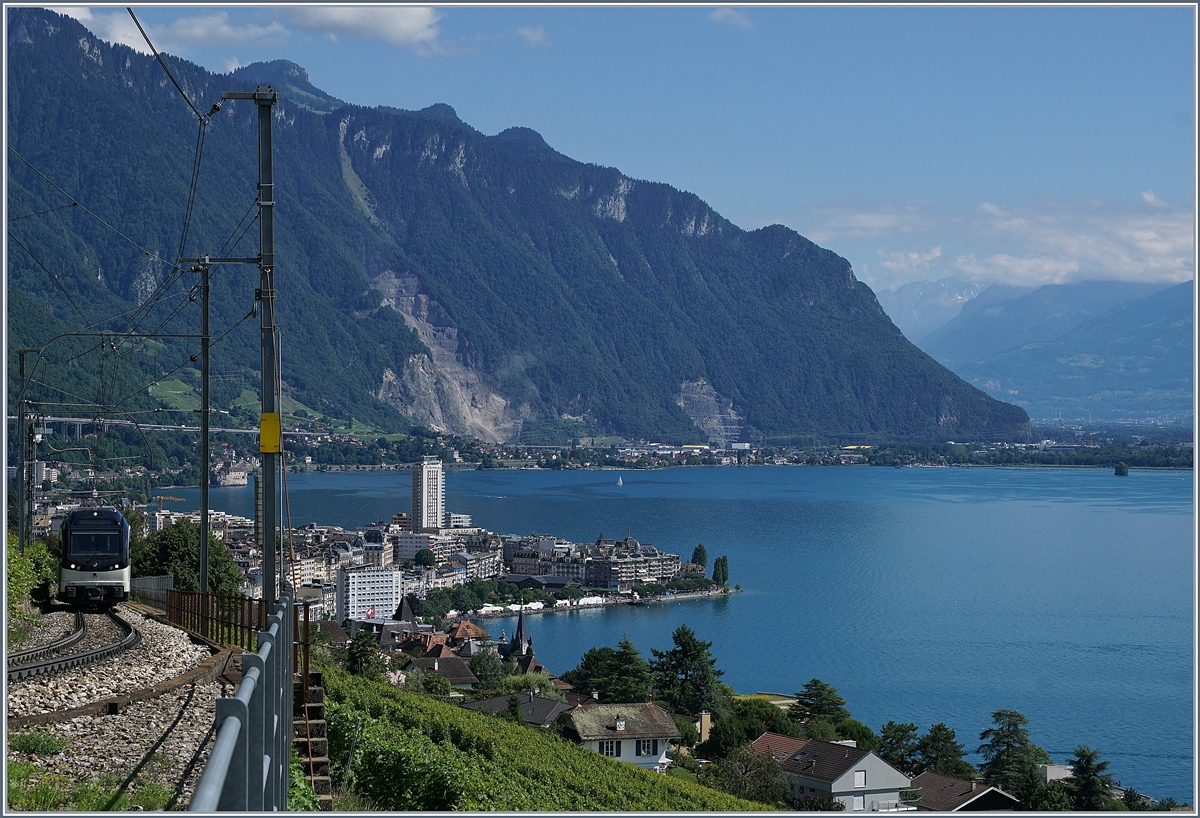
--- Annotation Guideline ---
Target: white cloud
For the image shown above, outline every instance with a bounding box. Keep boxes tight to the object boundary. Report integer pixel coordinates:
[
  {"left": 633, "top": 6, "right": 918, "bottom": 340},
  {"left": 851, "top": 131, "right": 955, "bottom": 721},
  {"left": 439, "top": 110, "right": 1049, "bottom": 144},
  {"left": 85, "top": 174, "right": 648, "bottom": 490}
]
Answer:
[
  {"left": 782, "top": 195, "right": 1194, "bottom": 290},
  {"left": 56, "top": 7, "right": 92, "bottom": 22},
  {"left": 59, "top": 8, "right": 285, "bottom": 56},
  {"left": 710, "top": 7, "right": 754, "bottom": 30},
  {"left": 1142, "top": 190, "right": 1168, "bottom": 207},
  {"left": 517, "top": 25, "right": 549, "bottom": 47},
  {"left": 954, "top": 253, "right": 1080, "bottom": 286},
  {"left": 223, "top": 56, "right": 242, "bottom": 73},
  {"left": 161, "top": 13, "right": 286, "bottom": 47},
  {"left": 795, "top": 203, "right": 937, "bottom": 244},
  {"left": 58, "top": 8, "right": 153, "bottom": 54},
  {"left": 879, "top": 245, "right": 943, "bottom": 273},
  {"left": 288, "top": 7, "right": 443, "bottom": 53}
]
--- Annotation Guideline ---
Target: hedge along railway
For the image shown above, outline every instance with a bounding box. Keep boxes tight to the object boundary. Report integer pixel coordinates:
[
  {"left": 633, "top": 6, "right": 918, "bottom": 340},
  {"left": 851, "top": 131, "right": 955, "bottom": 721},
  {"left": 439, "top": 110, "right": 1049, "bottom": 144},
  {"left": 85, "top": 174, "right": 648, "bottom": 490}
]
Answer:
[{"left": 6, "top": 610, "right": 139, "bottom": 684}]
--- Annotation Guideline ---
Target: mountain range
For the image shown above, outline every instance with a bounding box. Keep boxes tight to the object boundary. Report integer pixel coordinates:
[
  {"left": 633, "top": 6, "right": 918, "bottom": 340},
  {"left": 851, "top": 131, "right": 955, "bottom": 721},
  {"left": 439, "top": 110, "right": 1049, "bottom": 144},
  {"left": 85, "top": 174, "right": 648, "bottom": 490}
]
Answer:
[
  {"left": 917, "top": 280, "right": 1176, "bottom": 370},
  {"left": 875, "top": 276, "right": 1192, "bottom": 423},
  {"left": 6, "top": 9, "right": 1032, "bottom": 445},
  {"left": 957, "top": 281, "right": 1193, "bottom": 422}
]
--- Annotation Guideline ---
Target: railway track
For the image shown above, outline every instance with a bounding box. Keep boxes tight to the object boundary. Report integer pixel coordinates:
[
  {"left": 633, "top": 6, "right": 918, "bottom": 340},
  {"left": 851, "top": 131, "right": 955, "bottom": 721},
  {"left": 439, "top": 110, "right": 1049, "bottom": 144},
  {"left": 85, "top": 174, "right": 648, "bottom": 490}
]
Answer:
[
  {"left": 7, "top": 611, "right": 87, "bottom": 666},
  {"left": 7, "top": 610, "right": 141, "bottom": 684}
]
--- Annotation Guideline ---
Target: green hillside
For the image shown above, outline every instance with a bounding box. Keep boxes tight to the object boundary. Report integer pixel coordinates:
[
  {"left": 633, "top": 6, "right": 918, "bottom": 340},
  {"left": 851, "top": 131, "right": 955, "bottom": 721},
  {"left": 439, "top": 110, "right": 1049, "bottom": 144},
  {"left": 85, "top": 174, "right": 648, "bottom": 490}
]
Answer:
[
  {"left": 7, "top": 8, "right": 1031, "bottom": 444},
  {"left": 322, "top": 666, "right": 773, "bottom": 811}
]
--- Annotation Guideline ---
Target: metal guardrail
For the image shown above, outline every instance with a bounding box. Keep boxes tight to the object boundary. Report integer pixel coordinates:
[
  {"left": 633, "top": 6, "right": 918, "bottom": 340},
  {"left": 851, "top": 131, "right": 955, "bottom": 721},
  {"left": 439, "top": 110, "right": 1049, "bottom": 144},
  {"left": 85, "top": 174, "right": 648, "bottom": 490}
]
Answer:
[
  {"left": 189, "top": 587, "right": 295, "bottom": 811},
  {"left": 131, "top": 575, "right": 174, "bottom": 610}
]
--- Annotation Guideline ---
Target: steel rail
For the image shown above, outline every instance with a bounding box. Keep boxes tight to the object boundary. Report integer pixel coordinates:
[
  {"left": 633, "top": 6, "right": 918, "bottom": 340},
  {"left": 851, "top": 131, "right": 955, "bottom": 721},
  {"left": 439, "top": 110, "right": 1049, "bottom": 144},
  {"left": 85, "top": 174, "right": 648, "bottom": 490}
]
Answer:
[
  {"left": 7, "top": 610, "right": 141, "bottom": 684},
  {"left": 6, "top": 611, "right": 87, "bottom": 666}
]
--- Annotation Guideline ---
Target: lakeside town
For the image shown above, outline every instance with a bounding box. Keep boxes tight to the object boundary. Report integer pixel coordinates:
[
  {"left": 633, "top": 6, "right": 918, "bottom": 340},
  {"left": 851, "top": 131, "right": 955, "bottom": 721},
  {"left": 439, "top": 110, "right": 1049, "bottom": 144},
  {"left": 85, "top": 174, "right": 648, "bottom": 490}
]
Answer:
[{"left": 25, "top": 453, "right": 724, "bottom": 625}]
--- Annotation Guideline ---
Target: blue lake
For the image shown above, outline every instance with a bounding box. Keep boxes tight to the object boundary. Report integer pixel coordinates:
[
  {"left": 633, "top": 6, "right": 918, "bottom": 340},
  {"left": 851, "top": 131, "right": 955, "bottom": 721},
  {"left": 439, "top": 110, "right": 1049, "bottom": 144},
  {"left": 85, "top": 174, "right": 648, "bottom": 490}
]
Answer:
[{"left": 170, "top": 465, "right": 1195, "bottom": 802}]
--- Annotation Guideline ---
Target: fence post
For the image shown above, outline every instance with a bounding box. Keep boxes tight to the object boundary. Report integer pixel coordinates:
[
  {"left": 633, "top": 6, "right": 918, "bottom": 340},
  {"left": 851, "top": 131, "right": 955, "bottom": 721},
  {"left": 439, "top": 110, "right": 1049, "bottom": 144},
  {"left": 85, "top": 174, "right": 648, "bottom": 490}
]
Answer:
[
  {"left": 214, "top": 698, "right": 248, "bottom": 811},
  {"left": 243, "top": 649, "right": 267, "bottom": 811}
]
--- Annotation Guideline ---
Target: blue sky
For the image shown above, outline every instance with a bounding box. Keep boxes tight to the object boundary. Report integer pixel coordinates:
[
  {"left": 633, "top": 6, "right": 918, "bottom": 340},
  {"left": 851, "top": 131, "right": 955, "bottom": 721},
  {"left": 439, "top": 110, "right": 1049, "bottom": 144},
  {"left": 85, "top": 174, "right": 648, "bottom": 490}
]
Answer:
[{"left": 58, "top": 4, "right": 1195, "bottom": 291}]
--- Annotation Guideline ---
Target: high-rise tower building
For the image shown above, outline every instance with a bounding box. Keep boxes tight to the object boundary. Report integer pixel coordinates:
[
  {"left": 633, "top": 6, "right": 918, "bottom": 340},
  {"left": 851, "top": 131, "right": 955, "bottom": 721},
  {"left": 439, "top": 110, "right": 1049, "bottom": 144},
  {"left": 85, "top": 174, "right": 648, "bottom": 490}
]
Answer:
[{"left": 412, "top": 455, "right": 445, "bottom": 533}]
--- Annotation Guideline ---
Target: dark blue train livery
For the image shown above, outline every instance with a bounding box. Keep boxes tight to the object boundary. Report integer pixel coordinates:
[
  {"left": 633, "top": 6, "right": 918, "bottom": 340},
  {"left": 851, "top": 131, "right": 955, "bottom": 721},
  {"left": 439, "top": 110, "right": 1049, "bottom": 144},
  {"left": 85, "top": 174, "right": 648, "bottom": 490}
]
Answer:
[{"left": 59, "top": 507, "right": 131, "bottom": 607}]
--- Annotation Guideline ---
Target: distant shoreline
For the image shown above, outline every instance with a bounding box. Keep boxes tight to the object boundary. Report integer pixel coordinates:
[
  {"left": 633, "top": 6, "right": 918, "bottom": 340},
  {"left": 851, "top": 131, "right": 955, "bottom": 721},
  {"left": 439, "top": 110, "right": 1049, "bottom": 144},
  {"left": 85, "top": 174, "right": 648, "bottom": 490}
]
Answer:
[
  {"left": 151, "top": 461, "right": 1191, "bottom": 492},
  {"left": 468, "top": 586, "right": 737, "bottom": 621}
]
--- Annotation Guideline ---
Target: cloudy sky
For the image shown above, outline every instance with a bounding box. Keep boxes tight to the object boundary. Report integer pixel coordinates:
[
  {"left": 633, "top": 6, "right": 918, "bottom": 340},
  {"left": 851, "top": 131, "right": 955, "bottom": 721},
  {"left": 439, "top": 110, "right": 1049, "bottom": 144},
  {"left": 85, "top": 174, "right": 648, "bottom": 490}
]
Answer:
[{"left": 58, "top": 4, "right": 1195, "bottom": 292}]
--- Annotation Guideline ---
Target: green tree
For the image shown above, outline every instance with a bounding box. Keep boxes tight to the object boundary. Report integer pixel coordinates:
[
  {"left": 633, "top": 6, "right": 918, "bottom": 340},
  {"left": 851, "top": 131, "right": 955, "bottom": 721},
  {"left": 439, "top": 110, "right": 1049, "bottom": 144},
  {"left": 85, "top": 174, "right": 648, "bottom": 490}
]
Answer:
[
  {"left": 917, "top": 723, "right": 974, "bottom": 779},
  {"left": 1012, "top": 763, "right": 1045, "bottom": 809},
  {"left": 469, "top": 650, "right": 505, "bottom": 691},
  {"left": 673, "top": 716, "right": 699, "bottom": 750},
  {"left": 1066, "top": 745, "right": 1115, "bottom": 811},
  {"left": 7, "top": 534, "right": 41, "bottom": 623},
  {"left": 800, "top": 719, "right": 840, "bottom": 742},
  {"left": 134, "top": 520, "right": 244, "bottom": 594},
  {"left": 691, "top": 544, "right": 708, "bottom": 570},
  {"left": 343, "top": 630, "right": 382, "bottom": 678},
  {"left": 712, "top": 555, "right": 729, "bottom": 585},
  {"left": 561, "top": 635, "right": 651, "bottom": 703},
  {"left": 697, "top": 746, "right": 788, "bottom": 806},
  {"left": 835, "top": 719, "right": 881, "bottom": 753},
  {"left": 1114, "top": 461, "right": 1130, "bottom": 476},
  {"left": 414, "top": 548, "right": 436, "bottom": 568},
  {"left": 879, "top": 722, "right": 920, "bottom": 776},
  {"left": 649, "top": 625, "right": 728, "bottom": 718},
  {"left": 505, "top": 694, "right": 525, "bottom": 723},
  {"left": 608, "top": 636, "right": 653, "bottom": 703},
  {"left": 423, "top": 671, "right": 452, "bottom": 696},
  {"left": 976, "top": 709, "right": 1051, "bottom": 794},
  {"left": 698, "top": 697, "right": 798, "bottom": 760},
  {"left": 1121, "top": 788, "right": 1144, "bottom": 811},
  {"left": 1029, "top": 780, "right": 1074, "bottom": 811},
  {"left": 788, "top": 679, "right": 850, "bottom": 724}
]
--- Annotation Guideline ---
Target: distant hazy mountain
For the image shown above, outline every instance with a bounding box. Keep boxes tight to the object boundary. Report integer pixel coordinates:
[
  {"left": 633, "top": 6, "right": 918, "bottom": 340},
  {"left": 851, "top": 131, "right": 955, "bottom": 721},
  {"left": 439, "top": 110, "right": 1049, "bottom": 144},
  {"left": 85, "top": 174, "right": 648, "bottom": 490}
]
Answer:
[
  {"left": 918, "top": 280, "right": 1175, "bottom": 369},
  {"left": 875, "top": 277, "right": 989, "bottom": 342},
  {"left": 958, "top": 281, "right": 1194, "bottom": 422},
  {"left": 6, "top": 8, "right": 1033, "bottom": 445}
]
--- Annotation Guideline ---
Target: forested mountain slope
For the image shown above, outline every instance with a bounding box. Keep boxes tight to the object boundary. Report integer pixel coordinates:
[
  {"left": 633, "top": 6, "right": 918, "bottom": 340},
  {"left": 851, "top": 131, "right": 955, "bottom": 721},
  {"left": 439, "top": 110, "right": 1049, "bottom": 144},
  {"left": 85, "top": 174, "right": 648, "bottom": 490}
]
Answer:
[{"left": 7, "top": 8, "right": 1031, "bottom": 444}]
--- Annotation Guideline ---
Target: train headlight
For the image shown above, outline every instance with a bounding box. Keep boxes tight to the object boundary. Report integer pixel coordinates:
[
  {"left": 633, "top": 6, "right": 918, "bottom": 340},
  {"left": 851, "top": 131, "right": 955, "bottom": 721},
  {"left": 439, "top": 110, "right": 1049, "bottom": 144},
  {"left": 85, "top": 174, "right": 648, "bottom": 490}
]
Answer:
[
  {"left": 68, "top": 563, "right": 76, "bottom": 570},
  {"left": 111, "top": 564, "right": 119, "bottom": 570}
]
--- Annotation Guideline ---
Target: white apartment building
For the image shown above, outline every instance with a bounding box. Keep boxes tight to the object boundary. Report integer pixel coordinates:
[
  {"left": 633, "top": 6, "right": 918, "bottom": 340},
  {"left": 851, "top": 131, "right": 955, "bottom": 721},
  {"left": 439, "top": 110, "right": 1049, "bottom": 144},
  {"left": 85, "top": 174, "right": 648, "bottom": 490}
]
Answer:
[
  {"left": 411, "top": 456, "right": 445, "bottom": 533},
  {"left": 393, "top": 532, "right": 455, "bottom": 563},
  {"left": 335, "top": 566, "right": 405, "bottom": 622}
]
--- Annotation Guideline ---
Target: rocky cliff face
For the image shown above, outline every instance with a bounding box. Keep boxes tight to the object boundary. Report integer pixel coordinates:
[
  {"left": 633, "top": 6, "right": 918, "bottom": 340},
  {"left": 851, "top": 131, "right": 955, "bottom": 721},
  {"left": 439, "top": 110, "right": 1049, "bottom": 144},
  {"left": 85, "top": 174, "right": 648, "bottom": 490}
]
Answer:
[
  {"left": 677, "top": 380, "right": 746, "bottom": 448},
  {"left": 370, "top": 270, "right": 528, "bottom": 442}
]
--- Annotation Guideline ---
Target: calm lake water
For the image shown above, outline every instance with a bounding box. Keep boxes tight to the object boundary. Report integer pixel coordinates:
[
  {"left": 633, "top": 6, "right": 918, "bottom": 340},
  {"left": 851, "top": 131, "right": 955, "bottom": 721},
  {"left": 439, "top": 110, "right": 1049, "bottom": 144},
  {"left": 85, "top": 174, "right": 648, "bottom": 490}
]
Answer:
[{"left": 170, "top": 465, "right": 1195, "bottom": 802}]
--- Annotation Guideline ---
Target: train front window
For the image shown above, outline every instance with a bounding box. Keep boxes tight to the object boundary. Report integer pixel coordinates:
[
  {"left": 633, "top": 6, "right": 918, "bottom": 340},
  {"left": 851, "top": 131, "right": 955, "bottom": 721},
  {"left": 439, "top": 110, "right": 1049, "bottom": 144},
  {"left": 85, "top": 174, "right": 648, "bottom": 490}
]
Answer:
[{"left": 69, "top": 531, "right": 121, "bottom": 557}]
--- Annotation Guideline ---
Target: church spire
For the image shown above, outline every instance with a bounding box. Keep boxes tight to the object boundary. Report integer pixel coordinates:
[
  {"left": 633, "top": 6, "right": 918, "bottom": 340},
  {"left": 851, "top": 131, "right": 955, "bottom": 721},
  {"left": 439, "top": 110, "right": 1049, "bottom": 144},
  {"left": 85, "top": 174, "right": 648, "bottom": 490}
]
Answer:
[{"left": 512, "top": 606, "right": 531, "bottom": 656}]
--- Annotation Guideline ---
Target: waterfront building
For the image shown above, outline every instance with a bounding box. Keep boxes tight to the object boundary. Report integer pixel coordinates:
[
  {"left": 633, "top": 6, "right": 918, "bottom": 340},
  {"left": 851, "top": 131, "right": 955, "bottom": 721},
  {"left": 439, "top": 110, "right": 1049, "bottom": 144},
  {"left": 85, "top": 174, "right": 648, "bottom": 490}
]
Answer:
[{"left": 412, "top": 455, "right": 445, "bottom": 533}]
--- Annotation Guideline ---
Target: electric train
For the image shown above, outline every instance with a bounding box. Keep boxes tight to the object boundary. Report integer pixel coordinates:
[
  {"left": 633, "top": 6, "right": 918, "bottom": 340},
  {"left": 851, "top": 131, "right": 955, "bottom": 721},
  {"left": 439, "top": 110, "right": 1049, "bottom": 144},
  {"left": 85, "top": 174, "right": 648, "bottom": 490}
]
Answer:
[{"left": 59, "top": 507, "right": 131, "bottom": 608}]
